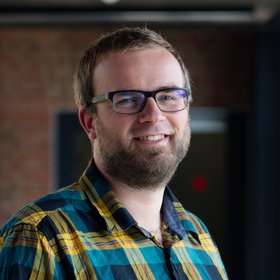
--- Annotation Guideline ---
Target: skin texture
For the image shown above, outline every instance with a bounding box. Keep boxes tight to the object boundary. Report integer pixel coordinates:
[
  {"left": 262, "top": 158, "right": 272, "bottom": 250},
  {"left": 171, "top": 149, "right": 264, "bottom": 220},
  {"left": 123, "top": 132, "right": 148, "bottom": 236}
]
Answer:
[{"left": 79, "top": 46, "right": 191, "bottom": 232}]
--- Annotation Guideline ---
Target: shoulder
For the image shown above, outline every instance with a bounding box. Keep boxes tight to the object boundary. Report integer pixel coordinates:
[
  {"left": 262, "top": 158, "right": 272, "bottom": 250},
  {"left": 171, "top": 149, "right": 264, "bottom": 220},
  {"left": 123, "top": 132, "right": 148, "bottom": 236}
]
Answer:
[
  {"left": 172, "top": 200, "right": 209, "bottom": 234},
  {"left": 0, "top": 184, "right": 84, "bottom": 278},
  {"left": 0, "top": 183, "right": 86, "bottom": 239},
  {"left": 164, "top": 187, "right": 212, "bottom": 239},
  {"left": 175, "top": 205, "right": 221, "bottom": 253},
  {"left": 183, "top": 209, "right": 210, "bottom": 235},
  {"left": 172, "top": 200, "right": 219, "bottom": 248}
]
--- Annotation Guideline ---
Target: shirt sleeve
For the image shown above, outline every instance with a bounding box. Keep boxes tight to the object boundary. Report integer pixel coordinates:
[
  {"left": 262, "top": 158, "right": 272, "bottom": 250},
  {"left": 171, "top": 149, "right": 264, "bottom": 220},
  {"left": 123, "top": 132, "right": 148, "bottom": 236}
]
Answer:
[{"left": 0, "top": 223, "right": 60, "bottom": 279}]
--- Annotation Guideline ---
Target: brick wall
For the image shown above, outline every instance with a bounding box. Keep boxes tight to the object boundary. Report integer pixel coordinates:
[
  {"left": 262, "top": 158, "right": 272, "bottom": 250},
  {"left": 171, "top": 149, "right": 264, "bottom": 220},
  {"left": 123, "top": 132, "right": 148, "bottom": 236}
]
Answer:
[{"left": 0, "top": 25, "right": 254, "bottom": 227}]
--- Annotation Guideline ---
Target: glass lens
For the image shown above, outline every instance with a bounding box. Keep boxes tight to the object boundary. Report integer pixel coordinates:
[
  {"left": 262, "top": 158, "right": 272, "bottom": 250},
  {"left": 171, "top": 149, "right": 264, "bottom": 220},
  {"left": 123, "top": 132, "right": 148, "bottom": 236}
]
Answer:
[
  {"left": 156, "top": 89, "right": 187, "bottom": 111},
  {"left": 113, "top": 91, "right": 145, "bottom": 113}
]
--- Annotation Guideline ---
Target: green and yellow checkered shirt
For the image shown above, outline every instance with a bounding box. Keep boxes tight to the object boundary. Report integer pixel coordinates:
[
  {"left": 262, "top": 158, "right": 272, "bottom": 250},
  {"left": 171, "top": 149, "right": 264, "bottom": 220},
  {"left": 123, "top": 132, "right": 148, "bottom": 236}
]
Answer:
[{"left": 0, "top": 161, "right": 228, "bottom": 279}]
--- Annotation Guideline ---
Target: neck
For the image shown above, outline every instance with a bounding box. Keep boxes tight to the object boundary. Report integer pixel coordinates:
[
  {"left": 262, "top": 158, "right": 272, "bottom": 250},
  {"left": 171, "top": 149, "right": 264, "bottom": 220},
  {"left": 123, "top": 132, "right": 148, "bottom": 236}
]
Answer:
[
  {"left": 94, "top": 157, "right": 167, "bottom": 232},
  {"left": 112, "top": 183, "right": 165, "bottom": 232}
]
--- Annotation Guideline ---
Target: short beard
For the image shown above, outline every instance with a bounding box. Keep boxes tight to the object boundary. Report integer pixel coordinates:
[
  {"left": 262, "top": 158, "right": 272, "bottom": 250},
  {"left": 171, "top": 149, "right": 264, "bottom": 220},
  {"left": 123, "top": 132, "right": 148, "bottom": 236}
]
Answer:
[{"left": 95, "top": 119, "right": 190, "bottom": 190}]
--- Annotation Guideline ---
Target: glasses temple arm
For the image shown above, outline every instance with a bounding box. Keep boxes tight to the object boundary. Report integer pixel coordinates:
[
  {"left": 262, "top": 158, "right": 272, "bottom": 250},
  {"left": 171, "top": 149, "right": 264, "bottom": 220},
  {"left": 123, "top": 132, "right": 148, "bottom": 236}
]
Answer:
[{"left": 91, "top": 93, "right": 109, "bottom": 104}]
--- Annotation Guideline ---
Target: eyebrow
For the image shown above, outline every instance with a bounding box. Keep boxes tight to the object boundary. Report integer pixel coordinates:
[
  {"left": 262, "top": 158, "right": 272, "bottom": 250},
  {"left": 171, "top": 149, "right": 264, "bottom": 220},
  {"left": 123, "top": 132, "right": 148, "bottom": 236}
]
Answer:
[{"left": 155, "top": 85, "right": 183, "bottom": 91}]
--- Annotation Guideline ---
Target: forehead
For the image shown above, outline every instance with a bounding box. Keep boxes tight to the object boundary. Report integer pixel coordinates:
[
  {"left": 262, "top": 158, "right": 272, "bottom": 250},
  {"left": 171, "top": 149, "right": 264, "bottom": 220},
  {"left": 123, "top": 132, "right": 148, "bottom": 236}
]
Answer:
[
  {"left": 95, "top": 45, "right": 177, "bottom": 68},
  {"left": 93, "top": 47, "right": 184, "bottom": 93}
]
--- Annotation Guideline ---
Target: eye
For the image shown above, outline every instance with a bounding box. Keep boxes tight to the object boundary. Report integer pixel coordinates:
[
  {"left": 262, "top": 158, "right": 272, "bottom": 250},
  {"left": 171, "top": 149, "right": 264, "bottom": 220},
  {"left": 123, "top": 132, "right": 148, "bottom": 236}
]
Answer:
[
  {"left": 116, "top": 97, "right": 137, "bottom": 106},
  {"left": 160, "top": 95, "right": 176, "bottom": 101},
  {"left": 114, "top": 92, "right": 142, "bottom": 108},
  {"left": 157, "top": 91, "right": 179, "bottom": 103}
]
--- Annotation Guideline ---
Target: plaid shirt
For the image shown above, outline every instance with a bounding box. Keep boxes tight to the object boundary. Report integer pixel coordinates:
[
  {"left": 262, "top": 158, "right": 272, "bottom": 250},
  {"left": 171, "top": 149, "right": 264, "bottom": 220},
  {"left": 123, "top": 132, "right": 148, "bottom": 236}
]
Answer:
[{"left": 0, "top": 161, "right": 228, "bottom": 279}]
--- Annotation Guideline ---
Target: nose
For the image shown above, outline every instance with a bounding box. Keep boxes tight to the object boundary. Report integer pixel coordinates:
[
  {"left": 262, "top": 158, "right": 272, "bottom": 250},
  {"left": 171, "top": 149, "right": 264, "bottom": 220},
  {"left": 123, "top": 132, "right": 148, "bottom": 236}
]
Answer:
[{"left": 137, "top": 97, "right": 165, "bottom": 124}]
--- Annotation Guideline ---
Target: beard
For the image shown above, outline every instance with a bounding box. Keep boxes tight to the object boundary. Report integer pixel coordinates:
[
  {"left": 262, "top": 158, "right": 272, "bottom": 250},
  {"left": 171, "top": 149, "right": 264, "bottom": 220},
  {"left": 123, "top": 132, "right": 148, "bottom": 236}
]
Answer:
[{"left": 94, "top": 118, "right": 190, "bottom": 190}]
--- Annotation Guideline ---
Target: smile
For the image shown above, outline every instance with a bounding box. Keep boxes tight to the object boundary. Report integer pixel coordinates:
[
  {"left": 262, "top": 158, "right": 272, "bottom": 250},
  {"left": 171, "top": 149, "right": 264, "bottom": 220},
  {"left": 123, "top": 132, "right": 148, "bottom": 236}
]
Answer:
[{"left": 137, "top": 135, "right": 166, "bottom": 141}]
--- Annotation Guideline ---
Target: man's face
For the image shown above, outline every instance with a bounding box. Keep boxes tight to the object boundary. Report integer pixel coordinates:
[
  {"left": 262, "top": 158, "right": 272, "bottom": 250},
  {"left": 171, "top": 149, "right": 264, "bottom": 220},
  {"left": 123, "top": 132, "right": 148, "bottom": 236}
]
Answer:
[{"left": 91, "top": 47, "right": 191, "bottom": 189}]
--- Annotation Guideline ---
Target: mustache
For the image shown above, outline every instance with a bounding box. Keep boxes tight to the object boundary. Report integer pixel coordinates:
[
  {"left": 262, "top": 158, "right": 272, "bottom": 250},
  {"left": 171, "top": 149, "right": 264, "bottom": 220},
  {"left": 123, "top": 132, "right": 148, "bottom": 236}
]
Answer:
[{"left": 131, "top": 124, "right": 174, "bottom": 137}]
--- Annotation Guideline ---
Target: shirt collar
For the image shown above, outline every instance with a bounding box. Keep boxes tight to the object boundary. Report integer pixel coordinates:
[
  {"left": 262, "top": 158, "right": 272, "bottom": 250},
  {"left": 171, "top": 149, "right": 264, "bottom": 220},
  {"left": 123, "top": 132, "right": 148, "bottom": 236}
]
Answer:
[
  {"left": 80, "top": 160, "right": 201, "bottom": 244},
  {"left": 79, "top": 160, "right": 137, "bottom": 234},
  {"left": 162, "top": 187, "right": 201, "bottom": 244}
]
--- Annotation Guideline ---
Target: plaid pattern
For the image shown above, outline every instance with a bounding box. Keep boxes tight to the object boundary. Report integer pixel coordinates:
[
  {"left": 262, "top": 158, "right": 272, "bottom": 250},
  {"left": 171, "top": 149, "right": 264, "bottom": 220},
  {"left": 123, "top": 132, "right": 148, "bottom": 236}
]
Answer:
[{"left": 0, "top": 161, "right": 228, "bottom": 279}]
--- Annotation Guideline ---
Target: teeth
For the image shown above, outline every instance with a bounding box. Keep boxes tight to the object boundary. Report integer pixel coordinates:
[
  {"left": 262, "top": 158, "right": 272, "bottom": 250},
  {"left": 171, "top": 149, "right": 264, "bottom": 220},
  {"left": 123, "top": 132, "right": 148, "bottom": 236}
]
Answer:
[{"left": 138, "top": 135, "right": 165, "bottom": 141}]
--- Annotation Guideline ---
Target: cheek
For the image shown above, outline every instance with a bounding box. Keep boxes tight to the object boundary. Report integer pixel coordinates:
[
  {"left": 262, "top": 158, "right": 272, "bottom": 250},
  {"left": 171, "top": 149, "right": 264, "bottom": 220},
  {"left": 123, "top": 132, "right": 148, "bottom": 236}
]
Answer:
[
  {"left": 95, "top": 115, "right": 131, "bottom": 141},
  {"left": 172, "top": 112, "right": 189, "bottom": 131},
  {"left": 108, "top": 115, "right": 135, "bottom": 137}
]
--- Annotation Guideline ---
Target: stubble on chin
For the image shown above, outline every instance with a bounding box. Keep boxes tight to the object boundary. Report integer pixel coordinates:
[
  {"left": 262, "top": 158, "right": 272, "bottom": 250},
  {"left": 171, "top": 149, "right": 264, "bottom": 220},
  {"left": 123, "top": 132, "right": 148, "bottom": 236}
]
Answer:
[{"left": 95, "top": 120, "right": 190, "bottom": 190}]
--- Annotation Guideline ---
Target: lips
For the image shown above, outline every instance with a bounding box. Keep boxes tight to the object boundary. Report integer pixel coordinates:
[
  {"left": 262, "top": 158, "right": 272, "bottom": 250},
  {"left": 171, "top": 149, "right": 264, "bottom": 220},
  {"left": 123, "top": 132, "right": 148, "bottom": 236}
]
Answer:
[{"left": 137, "top": 135, "right": 166, "bottom": 141}]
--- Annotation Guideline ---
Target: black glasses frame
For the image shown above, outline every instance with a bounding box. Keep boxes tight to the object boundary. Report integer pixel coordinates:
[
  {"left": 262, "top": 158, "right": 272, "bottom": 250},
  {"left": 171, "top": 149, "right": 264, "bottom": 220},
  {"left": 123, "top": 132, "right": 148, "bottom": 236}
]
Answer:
[{"left": 90, "top": 87, "right": 192, "bottom": 114}]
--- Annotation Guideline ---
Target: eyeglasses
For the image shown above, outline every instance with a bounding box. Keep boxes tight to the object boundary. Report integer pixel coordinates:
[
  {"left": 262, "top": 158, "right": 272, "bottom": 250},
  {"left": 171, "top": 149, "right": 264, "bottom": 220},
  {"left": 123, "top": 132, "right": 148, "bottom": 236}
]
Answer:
[{"left": 89, "top": 87, "right": 192, "bottom": 114}]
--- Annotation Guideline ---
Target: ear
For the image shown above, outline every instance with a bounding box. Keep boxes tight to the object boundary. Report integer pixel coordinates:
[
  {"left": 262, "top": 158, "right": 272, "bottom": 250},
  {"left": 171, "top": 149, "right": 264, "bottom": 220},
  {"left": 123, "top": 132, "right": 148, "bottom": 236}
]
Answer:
[{"left": 78, "top": 106, "right": 97, "bottom": 141}]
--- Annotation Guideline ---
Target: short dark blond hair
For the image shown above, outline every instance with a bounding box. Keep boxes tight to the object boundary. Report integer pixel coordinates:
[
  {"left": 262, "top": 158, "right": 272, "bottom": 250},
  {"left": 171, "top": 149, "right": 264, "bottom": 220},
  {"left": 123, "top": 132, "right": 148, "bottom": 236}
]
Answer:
[{"left": 73, "top": 27, "right": 190, "bottom": 111}]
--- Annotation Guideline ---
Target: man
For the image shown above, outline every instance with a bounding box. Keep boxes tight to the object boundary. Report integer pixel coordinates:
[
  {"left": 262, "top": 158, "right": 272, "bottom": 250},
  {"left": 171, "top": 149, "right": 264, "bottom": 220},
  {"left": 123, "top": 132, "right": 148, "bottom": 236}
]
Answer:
[{"left": 0, "top": 27, "right": 227, "bottom": 279}]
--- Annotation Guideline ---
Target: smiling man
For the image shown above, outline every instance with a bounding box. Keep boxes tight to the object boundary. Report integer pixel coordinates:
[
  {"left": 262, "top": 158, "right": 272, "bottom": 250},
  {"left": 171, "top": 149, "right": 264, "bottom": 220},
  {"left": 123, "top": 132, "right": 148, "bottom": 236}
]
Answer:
[{"left": 0, "top": 27, "right": 228, "bottom": 279}]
